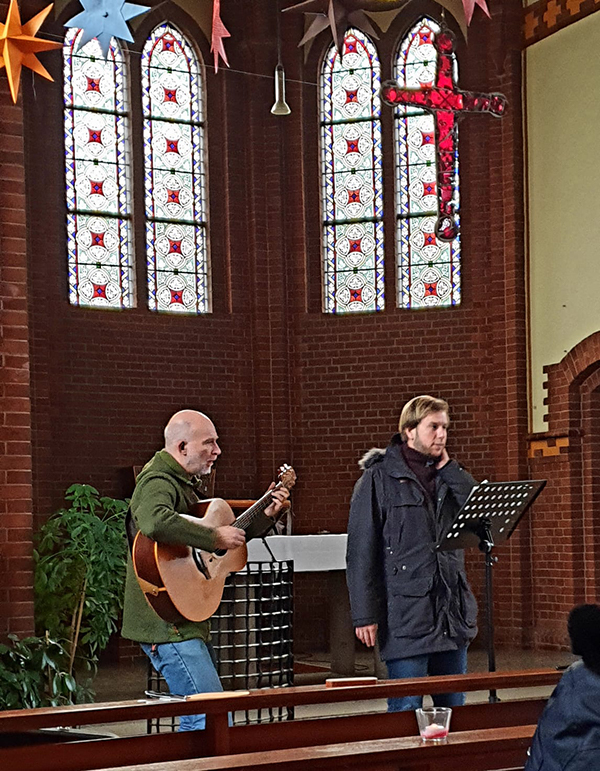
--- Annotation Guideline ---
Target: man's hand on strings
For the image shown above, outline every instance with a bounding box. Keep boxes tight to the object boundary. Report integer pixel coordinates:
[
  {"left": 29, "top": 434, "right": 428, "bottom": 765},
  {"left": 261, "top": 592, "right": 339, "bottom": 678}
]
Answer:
[
  {"left": 214, "top": 525, "right": 246, "bottom": 550},
  {"left": 264, "top": 483, "right": 290, "bottom": 519}
]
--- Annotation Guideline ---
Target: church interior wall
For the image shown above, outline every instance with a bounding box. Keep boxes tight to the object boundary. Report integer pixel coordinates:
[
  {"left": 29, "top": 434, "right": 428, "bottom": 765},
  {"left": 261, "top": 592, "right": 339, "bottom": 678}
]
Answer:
[
  {"left": 0, "top": 0, "right": 582, "bottom": 656},
  {"left": 526, "top": 11, "right": 600, "bottom": 434}
]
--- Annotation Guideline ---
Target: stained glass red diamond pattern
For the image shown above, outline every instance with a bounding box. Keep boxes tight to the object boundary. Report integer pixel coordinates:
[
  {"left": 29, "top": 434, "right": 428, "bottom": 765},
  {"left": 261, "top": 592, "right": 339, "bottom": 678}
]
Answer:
[{"left": 90, "top": 231, "right": 105, "bottom": 247}]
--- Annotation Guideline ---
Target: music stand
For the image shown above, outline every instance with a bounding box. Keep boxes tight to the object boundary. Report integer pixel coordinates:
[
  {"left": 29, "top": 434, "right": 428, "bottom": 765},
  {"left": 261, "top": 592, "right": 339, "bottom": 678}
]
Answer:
[{"left": 437, "top": 479, "right": 546, "bottom": 702}]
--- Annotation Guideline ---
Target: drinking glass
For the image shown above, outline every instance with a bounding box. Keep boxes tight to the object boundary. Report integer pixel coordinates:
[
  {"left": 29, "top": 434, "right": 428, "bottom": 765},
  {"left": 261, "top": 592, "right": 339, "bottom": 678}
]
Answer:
[{"left": 415, "top": 706, "right": 452, "bottom": 741}]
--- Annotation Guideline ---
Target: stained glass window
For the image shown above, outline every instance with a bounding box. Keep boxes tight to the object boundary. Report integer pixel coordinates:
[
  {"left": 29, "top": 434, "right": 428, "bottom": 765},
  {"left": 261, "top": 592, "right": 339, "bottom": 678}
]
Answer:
[
  {"left": 394, "top": 18, "right": 461, "bottom": 308},
  {"left": 320, "top": 30, "right": 385, "bottom": 314},
  {"left": 64, "top": 29, "right": 134, "bottom": 308},
  {"left": 142, "top": 24, "right": 210, "bottom": 313}
]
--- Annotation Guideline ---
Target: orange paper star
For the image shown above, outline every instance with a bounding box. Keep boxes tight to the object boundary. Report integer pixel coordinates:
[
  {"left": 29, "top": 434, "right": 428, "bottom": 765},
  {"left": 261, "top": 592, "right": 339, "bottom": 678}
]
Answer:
[{"left": 0, "top": 0, "right": 62, "bottom": 103}]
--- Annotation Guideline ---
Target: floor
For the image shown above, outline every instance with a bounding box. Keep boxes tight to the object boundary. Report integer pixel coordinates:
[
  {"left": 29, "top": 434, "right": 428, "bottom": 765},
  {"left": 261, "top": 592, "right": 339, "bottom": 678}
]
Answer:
[{"left": 84, "top": 646, "right": 575, "bottom": 738}]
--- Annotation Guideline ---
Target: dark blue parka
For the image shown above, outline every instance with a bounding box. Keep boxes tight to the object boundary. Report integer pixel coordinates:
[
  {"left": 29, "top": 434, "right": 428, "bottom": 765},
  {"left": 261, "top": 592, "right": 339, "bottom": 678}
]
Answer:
[
  {"left": 346, "top": 435, "right": 478, "bottom": 661},
  {"left": 525, "top": 661, "right": 600, "bottom": 771}
]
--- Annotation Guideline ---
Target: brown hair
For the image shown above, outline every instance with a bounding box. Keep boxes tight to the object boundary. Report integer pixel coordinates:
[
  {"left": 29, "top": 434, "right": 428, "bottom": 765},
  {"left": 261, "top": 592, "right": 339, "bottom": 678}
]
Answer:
[{"left": 398, "top": 395, "right": 450, "bottom": 440}]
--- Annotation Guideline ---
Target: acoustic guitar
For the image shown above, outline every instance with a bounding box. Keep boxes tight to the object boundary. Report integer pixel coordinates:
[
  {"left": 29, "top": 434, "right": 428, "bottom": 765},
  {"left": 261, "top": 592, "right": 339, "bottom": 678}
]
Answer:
[{"left": 132, "top": 465, "right": 296, "bottom": 623}]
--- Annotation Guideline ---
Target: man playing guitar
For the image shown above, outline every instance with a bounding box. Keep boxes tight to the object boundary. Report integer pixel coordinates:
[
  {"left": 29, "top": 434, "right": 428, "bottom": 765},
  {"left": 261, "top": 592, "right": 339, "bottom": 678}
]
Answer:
[{"left": 122, "top": 409, "right": 290, "bottom": 731}]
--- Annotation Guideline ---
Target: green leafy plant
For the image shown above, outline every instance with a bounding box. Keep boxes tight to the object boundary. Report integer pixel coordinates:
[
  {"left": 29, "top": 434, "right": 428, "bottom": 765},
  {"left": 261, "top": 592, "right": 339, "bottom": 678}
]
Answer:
[
  {"left": 0, "top": 633, "right": 78, "bottom": 709},
  {"left": 34, "top": 484, "right": 129, "bottom": 689}
]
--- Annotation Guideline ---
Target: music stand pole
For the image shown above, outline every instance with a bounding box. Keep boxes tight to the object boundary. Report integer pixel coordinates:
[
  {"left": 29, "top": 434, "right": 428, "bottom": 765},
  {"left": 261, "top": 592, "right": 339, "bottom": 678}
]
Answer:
[{"left": 473, "top": 518, "right": 498, "bottom": 702}]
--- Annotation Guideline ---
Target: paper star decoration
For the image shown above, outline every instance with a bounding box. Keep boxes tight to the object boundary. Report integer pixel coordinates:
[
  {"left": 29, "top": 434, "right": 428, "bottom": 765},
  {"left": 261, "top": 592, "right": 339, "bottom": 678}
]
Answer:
[
  {"left": 284, "top": 0, "right": 491, "bottom": 52},
  {"left": 284, "top": 0, "right": 397, "bottom": 51},
  {"left": 211, "top": 0, "right": 230, "bottom": 73},
  {"left": 0, "top": 0, "right": 62, "bottom": 103},
  {"left": 65, "top": 0, "right": 149, "bottom": 58},
  {"left": 461, "top": 0, "right": 490, "bottom": 24}
]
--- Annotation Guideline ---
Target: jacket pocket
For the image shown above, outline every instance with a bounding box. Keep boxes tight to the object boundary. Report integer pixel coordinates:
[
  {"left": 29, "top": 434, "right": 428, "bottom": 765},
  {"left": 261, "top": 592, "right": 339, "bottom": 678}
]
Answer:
[
  {"left": 387, "top": 483, "right": 426, "bottom": 547},
  {"left": 388, "top": 575, "right": 435, "bottom": 638},
  {"left": 457, "top": 572, "right": 478, "bottom": 629}
]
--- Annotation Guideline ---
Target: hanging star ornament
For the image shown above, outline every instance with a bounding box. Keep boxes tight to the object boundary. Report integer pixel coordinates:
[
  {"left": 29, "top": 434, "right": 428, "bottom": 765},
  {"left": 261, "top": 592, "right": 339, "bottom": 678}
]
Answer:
[
  {"left": 0, "top": 0, "right": 62, "bottom": 103},
  {"left": 461, "top": 0, "right": 490, "bottom": 25},
  {"left": 211, "top": 0, "right": 230, "bottom": 73},
  {"left": 284, "top": 0, "right": 400, "bottom": 51},
  {"left": 65, "top": 0, "right": 149, "bottom": 58},
  {"left": 284, "top": 0, "right": 491, "bottom": 52}
]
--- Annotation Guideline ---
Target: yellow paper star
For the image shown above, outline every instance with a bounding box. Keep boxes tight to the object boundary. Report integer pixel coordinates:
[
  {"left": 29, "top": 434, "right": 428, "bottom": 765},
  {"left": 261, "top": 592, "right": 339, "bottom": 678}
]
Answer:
[{"left": 0, "top": 0, "right": 62, "bottom": 103}]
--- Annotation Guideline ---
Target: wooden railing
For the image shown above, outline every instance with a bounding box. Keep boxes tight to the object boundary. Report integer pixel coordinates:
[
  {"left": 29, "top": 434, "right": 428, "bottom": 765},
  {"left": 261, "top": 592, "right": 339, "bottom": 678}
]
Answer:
[{"left": 0, "top": 669, "right": 560, "bottom": 771}]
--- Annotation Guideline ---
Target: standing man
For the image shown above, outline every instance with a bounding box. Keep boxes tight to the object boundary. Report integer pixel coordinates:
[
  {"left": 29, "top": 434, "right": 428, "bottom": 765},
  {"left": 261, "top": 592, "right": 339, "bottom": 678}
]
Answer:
[
  {"left": 122, "top": 409, "right": 289, "bottom": 730},
  {"left": 346, "top": 395, "right": 478, "bottom": 711}
]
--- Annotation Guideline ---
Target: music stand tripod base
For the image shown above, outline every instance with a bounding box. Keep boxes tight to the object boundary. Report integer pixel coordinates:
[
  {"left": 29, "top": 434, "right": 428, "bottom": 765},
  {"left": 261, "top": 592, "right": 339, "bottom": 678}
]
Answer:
[{"left": 437, "top": 479, "right": 546, "bottom": 703}]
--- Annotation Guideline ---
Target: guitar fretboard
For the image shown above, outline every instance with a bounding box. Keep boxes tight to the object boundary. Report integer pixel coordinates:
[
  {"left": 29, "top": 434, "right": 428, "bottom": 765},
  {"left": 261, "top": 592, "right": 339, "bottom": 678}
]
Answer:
[{"left": 235, "top": 482, "right": 283, "bottom": 532}]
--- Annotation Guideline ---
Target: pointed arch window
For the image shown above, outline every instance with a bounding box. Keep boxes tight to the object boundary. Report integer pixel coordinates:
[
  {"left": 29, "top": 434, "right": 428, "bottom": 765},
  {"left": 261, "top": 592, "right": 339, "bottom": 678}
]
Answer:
[
  {"left": 142, "top": 23, "right": 210, "bottom": 313},
  {"left": 393, "top": 18, "right": 461, "bottom": 308},
  {"left": 319, "top": 30, "right": 385, "bottom": 314},
  {"left": 63, "top": 30, "right": 134, "bottom": 308}
]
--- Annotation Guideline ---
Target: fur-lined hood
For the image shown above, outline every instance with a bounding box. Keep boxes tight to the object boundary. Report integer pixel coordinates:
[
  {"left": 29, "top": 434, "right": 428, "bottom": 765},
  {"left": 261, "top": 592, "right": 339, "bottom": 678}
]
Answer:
[
  {"left": 358, "top": 447, "right": 386, "bottom": 470},
  {"left": 358, "top": 433, "right": 404, "bottom": 470}
]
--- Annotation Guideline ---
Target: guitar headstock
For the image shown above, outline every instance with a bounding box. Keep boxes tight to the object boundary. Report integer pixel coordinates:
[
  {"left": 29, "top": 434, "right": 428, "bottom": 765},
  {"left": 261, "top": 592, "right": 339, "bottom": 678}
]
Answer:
[{"left": 277, "top": 463, "right": 297, "bottom": 491}]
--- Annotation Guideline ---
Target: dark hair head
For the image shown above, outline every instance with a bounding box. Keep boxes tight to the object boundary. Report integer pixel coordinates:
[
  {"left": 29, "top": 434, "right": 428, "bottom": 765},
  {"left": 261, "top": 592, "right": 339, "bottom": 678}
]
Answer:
[{"left": 568, "top": 604, "right": 600, "bottom": 673}]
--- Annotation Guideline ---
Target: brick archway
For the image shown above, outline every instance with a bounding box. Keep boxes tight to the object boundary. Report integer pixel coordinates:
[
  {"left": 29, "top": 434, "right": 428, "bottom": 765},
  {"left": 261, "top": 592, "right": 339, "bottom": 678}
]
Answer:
[
  {"left": 543, "top": 330, "right": 600, "bottom": 435},
  {"left": 526, "top": 331, "right": 600, "bottom": 647}
]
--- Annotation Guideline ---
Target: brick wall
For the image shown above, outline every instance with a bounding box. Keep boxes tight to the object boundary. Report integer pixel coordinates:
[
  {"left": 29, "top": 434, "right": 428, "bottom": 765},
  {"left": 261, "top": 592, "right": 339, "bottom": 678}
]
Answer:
[
  {"left": 525, "top": 331, "right": 600, "bottom": 649},
  {"left": 284, "top": 0, "right": 531, "bottom": 650},
  {"left": 0, "top": 0, "right": 35, "bottom": 636}
]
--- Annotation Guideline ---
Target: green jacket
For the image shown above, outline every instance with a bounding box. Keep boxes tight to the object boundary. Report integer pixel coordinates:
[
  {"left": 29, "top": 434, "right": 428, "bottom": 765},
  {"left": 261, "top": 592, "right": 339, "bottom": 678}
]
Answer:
[{"left": 121, "top": 450, "right": 218, "bottom": 644}]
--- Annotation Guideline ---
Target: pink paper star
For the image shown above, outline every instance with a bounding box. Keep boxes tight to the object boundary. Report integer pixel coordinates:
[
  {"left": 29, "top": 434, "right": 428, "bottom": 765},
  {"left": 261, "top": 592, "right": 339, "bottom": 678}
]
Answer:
[
  {"left": 211, "top": 0, "right": 230, "bottom": 73},
  {"left": 462, "top": 0, "right": 491, "bottom": 25}
]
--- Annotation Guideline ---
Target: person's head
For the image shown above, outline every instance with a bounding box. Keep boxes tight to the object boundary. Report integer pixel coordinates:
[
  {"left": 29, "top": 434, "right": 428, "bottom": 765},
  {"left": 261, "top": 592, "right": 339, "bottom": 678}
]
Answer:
[
  {"left": 399, "top": 395, "right": 450, "bottom": 459},
  {"left": 163, "top": 410, "right": 221, "bottom": 476},
  {"left": 568, "top": 604, "right": 600, "bottom": 674}
]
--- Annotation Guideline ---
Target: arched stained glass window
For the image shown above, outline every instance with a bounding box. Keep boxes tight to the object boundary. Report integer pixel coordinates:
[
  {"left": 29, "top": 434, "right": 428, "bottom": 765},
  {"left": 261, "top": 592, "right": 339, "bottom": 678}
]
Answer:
[
  {"left": 142, "top": 24, "right": 210, "bottom": 313},
  {"left": 320, "top": 30, "right": 385, "bottom": 314},
  {"left": 394, "top": 18, "right": 461, "bottom": 308},
  {"left": 64, "top": 30, "right": 134, "bottom": 308}
]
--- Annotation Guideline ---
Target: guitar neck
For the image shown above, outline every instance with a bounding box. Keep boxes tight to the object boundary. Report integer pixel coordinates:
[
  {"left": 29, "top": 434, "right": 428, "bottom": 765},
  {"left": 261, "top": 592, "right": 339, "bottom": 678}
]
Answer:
[{"left": 235, "top": 483, "right": 282, "bottom": 533}]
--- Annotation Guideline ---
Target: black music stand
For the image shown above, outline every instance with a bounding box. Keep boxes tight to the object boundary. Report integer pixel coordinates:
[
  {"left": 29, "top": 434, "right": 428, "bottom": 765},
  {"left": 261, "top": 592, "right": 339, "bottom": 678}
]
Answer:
[{"left": 437, "top": 479, "right": 546, "bottom": 702}]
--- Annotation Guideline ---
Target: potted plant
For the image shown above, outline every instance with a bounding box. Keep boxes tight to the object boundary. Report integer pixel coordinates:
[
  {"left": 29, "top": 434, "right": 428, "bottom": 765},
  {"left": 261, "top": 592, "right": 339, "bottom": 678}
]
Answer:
[
  {"left": 33, "top": 484, "right": 129, "bottom": 700},
  {"left": 0, "top": 633, "right": 77, "bottom": 709}
]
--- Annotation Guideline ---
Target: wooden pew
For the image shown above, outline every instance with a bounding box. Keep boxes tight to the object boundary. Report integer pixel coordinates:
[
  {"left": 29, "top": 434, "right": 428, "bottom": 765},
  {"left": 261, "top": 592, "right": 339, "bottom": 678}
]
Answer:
[
  {"left": 0, "top": 670, "right": 559, "bottom": 771},
  {"left": 96, "top": 724, "right": 538, "bottom": 771}
]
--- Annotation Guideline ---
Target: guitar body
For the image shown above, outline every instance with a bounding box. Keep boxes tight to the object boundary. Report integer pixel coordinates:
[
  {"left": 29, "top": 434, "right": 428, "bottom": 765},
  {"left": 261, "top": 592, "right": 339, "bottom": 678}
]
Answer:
[{"left": 132, "top": 498, "right": 248, "bottom": 623}]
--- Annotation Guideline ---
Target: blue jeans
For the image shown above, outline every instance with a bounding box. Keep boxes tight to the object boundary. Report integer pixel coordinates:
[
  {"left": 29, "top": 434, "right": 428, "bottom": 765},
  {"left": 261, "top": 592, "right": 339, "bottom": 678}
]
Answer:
[
  {"left": 141, "top": 639, "right": 223, "bottom": 731},
  {"left": 386, "top": 646, "right": 468, "bottom": 712}
]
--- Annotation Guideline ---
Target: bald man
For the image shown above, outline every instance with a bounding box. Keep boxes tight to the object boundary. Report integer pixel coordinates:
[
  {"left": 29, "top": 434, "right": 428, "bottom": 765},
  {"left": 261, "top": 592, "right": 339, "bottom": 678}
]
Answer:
[{"left": 122, "top": 410, "right": 288, "bottom": 731}]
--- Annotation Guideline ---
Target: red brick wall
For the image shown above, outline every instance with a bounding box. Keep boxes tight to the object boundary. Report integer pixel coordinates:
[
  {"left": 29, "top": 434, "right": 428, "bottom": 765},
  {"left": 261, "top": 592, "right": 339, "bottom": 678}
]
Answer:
[
  {"left": 284, "top": 0, "right": 530, "bottom": 650},
  {"left": 13, "top": 0, "right": 540, "bottom": 653},
  {"left": 0, "top": 0, "right": 35, "bottom": 636},
  {"left": 525, "top": 332, "right": 600, "bottom": 649}
]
